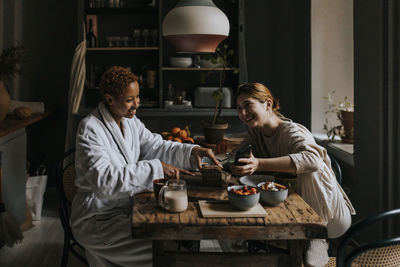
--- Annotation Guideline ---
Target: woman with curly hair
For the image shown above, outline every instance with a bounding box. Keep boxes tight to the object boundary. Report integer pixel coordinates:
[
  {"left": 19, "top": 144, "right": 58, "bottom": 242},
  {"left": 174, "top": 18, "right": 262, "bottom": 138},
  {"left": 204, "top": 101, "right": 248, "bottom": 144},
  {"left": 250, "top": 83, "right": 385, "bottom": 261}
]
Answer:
[
  {"left": 71, "top": 66, "right": 220, "bottom": 266},
  {"left": 231, "top": 82, "right": 355, "bottom": 267}
]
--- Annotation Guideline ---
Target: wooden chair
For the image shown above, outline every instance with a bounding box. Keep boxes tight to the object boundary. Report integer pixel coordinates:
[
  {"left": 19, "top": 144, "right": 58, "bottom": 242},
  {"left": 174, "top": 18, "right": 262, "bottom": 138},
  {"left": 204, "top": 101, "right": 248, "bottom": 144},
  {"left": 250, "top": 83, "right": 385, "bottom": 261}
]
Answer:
[
  {"left": 335, "top": 208, "right": 400, "bottom": 267},
  {"left": 328, "top": 153, "right": 342, "bottom": 185},
  {"left": 55, "top": 149, "right": 88, "bottom": 267},
  {"left": 248, "top": 153, "right": 343, "bottom": 255}
]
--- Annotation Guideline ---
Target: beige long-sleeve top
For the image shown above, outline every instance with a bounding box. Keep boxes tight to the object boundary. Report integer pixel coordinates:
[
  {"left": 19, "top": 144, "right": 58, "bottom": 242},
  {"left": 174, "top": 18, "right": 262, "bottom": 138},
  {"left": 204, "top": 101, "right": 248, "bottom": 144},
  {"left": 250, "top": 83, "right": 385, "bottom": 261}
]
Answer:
[{"left": 244, "top": 119, "right": 355, "bottom": 221}]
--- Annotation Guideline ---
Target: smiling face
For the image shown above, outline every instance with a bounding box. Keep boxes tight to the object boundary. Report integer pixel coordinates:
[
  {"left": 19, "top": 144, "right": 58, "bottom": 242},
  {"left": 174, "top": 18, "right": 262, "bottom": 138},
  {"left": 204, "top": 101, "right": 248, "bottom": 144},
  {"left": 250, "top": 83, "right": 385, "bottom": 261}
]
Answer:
[
  {"left": 107, "top": 81, "right": 140, "bottom": 122},
  {"left": 236, "top": 93, "right": 272, "bottom": 129}
]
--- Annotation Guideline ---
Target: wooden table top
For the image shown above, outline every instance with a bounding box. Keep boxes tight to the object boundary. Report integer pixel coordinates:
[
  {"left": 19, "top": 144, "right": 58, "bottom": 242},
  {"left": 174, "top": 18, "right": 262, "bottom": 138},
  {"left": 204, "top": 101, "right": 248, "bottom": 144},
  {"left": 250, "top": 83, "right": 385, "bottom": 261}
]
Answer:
[
  {"left": 0, "top": 112, "right": 49, "bottom": 138},
  {"left": 132, "top": 183, "right": 327, "bottom": 241}
]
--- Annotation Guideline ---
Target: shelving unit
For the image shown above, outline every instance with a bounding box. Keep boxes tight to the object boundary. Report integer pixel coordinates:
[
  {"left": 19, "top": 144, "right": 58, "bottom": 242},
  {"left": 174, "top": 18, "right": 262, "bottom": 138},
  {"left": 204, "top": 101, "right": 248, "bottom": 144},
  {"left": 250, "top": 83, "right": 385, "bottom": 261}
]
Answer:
[
  {"left": 162, "top": 67, "right": 236, "bottom": 71},
  {"left": 79, "top": 0, "right": 244, "bottom": 117},
  {"left": 87, "top": 47, "right": 159, "bottom": 51}
]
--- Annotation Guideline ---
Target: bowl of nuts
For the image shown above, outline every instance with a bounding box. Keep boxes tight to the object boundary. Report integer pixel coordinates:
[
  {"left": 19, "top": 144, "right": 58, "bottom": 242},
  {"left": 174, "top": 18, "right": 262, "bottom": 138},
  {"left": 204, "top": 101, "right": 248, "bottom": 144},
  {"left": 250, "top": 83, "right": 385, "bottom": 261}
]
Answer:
[
  {"left": 257, "top": 181, "right": 288, "bottom": 206},
  {"left": 227, "top": 185, "right": 260, "bottom": 211}
]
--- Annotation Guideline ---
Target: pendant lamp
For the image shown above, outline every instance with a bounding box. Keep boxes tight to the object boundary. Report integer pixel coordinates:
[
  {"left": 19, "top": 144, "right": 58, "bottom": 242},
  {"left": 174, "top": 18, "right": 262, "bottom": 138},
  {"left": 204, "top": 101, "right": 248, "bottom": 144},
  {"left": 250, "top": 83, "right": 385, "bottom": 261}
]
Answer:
[{"left": 162, "top": 0, "right": 230, "bottom": 53}]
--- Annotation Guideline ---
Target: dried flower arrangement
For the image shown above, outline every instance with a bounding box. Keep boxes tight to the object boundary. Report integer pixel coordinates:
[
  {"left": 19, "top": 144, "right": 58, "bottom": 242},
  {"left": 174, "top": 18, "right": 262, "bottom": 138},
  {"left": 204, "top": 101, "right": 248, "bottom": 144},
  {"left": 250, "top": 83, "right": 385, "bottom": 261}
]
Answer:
[
  {"left": 0, "top": 43, "right": 25, "bottom": 82},
  {"left": 323, "top": 90, "right": 354, "bottom": 142}
]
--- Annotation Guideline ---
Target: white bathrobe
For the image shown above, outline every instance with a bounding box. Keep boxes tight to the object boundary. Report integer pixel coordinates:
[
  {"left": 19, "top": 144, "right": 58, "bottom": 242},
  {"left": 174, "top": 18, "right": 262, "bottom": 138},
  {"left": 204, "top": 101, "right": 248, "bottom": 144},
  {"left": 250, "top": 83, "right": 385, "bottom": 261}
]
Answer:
[{"left": 71, "top": 102, "right": 197, "bottom": 267}]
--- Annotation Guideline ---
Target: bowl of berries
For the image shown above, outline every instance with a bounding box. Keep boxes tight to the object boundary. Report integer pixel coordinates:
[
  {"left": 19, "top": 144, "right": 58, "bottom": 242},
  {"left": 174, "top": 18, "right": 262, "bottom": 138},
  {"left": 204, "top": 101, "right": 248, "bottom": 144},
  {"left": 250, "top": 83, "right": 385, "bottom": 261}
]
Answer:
[
  {"left": 227, "top": 185, "right": 260, "bottom": 211},
  {"left": 257, "top": 181, "right": 288, "bottom": 206}
]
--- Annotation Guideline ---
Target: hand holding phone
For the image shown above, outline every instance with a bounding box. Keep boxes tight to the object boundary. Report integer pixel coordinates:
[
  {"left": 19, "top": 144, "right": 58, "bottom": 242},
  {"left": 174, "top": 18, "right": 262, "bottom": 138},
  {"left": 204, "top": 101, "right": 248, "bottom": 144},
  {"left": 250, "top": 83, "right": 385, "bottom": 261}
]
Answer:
[{"left": 234, "top": 144, "right": 252, "bottom": 166}]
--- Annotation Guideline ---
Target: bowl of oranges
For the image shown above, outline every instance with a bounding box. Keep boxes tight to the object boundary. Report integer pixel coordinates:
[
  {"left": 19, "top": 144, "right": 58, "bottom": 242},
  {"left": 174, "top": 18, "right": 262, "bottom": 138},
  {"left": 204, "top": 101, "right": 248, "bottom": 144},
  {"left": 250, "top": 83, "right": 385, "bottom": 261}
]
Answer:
[
  {"left": 227, "top": 185, "right": 260, "bottom": 211},
  {"left": 161, "top": 126, "right": 194, "bottom": 144}
]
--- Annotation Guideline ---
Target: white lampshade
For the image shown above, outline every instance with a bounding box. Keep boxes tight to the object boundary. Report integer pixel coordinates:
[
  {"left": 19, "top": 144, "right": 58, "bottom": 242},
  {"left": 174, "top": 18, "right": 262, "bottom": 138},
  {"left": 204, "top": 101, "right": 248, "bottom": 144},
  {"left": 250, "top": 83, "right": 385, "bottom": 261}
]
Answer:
[{"left": 162, "top": 0, "right": 230, "bottom": 53}]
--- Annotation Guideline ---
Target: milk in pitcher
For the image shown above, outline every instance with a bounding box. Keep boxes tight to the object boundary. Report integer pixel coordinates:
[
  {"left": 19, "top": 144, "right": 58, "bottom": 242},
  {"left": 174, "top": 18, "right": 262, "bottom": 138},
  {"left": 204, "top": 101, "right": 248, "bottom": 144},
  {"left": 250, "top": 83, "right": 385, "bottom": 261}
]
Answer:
[{"left": 164, "top": 190, "right": 188, "bottom": 212}]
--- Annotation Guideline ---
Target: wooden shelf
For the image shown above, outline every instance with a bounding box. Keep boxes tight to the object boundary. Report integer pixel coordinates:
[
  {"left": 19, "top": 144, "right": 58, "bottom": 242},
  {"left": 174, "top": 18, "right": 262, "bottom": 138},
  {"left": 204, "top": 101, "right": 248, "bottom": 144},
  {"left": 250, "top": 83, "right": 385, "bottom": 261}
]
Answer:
[
  {"left": 162, "top": 67, "right": 237, "bottom": 71},
  {"left": 77, "top": 108, "right": 238, "bottom": 118},
  {"left": 136, "top": 108, "right": 238, "bottom": 117},
  {"left": 87, "top": 47, "right": 159, "bottom": 51},
  {"left": 85, "top": 7, "right": 156, "bottom": 14}
]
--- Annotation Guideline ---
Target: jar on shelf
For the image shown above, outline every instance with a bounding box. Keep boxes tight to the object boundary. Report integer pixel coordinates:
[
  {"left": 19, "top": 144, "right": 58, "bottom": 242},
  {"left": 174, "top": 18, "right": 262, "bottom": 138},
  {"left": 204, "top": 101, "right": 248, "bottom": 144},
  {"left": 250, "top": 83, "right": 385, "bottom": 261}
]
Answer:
[
  {"left": 150, "top": 29, "right": 158, "bottom": 46},
  {"left": 113, "top": 36, "right": 121, "bottom": 47},
  {"left": 146, "top": 70, "right": 156, "bottom": 88},
  {"left": 120, "top": 36, "right": 129, "bottom": 47},
  {"left": 105, "top": 36, "right": 113, "bottom": 47},
  {"left": 132, "top": 29, "right": 141, "bottom": 47},
  {"left": 142, "top": 29, "right": 149, "bottom": 47},
  {"left": 94, "top": 0, "right": 104, "bottom": 8}
]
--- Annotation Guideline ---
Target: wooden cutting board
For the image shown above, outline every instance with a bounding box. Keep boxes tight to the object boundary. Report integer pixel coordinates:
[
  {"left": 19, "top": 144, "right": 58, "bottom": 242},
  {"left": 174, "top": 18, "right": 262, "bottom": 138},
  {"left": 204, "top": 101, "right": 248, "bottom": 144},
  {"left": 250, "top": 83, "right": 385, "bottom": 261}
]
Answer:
[{"left": 198, "top": 200, "right": 267, "bottom": 218}]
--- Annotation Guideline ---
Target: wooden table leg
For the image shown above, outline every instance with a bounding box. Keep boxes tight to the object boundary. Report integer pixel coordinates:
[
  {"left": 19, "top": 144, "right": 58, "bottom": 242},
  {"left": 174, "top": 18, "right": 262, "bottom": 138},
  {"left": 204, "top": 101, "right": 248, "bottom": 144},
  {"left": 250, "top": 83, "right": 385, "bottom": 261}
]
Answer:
[
  {"left": 152, "top": 240, "right": 164, "bottom": 267},
  {"left": 287, "top": 240, "right": 307, "bottom": 267}
]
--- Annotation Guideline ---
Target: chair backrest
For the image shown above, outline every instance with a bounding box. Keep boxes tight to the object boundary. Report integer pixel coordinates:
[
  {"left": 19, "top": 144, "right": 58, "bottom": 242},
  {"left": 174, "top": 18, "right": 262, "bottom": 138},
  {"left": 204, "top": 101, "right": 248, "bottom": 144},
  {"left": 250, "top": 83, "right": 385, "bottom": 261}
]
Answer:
[
  {"left": 63, "top": 163, "right": 77, "bottom": 203},
  {"left": 336, "top": 208, "right": 400, "bottom": 267},
  {"left": 55, "top": 149, "right": 77, "bottom": 240},
  {"left": 328, "top": 153, "right": 343, "bottom": 185}
]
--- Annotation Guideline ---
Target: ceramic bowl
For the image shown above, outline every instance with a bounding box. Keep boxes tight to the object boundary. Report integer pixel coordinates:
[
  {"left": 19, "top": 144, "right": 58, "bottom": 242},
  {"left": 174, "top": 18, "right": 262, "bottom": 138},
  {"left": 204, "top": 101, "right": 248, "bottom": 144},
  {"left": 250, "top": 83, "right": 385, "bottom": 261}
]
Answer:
[
  {"left": 169, "top": 57, "right": 193, "bottom": 68},
  {"left": 239, "top": 174, "right": 274, "bottom": 187},
  {"left": 257, "top": 181, "right": 288, "bottom": 206},
  {"left": 227, "top": 185, "right": 260, "bottom": 211},
  {"left": 199, "top": 59, "right": 223, "bottom": 68}
]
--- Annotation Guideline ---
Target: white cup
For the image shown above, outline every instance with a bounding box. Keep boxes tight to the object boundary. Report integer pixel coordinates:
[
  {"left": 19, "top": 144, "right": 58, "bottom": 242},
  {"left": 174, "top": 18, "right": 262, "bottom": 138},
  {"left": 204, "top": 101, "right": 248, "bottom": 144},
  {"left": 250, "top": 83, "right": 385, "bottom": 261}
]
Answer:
[{"left": 158, "top": 179, "right": 188, "bottom": 212}]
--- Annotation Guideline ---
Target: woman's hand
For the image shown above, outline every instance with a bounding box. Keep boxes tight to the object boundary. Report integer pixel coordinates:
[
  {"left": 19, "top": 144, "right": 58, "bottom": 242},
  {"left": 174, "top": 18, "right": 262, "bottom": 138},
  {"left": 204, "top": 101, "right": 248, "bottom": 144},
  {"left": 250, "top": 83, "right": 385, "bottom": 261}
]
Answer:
[
  {"left": 191, "top": 146, "right": 222, "bottom": 169},
  {"left": 230, "top": 152, "right": 259, "bottom": 176},
  {"left": 161, "top": 162, "right": 194, "bottom": 180}
]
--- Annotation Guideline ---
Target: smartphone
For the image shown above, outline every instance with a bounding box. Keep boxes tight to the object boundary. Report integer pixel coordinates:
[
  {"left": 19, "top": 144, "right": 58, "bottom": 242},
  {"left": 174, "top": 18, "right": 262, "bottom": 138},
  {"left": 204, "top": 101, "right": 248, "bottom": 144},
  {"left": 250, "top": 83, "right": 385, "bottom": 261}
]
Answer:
[{"left": 234, "top": 144, "right": 252, "bottom": 166}]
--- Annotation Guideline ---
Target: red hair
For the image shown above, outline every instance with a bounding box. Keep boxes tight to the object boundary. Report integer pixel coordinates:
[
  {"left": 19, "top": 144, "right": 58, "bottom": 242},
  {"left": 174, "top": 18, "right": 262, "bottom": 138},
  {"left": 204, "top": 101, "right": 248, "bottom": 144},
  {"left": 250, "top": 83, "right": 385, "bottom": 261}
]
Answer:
[{"left": 235, "top": 82, "right": 282, "bottom": 116}]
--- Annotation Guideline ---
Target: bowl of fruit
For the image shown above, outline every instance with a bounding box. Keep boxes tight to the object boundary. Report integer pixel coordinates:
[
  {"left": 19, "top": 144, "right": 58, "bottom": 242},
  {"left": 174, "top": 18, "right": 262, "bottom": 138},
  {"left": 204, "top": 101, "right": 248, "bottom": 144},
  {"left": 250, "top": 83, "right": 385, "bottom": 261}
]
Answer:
[
  {"left": 161, "top": 125, "right": 194, "bottom": 144},
  {"left": 257, "top": 181, "right": 288, "bottom": 206},
  {"left": 227, "top": 185, "right": 260, "bottom": 211}
]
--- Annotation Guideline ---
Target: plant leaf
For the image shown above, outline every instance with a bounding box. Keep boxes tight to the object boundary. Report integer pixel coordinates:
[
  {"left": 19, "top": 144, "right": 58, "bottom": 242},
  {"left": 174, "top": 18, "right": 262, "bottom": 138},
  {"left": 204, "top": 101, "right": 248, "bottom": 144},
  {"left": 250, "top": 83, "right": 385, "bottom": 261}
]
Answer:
[{"left": 212, "top": 90, "right": 223, "bottom": 101}]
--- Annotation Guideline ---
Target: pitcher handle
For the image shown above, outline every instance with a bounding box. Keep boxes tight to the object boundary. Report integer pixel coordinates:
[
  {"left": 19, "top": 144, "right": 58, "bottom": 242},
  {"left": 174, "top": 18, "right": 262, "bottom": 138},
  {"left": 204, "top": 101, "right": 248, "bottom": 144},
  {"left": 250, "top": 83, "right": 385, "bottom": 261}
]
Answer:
[{"left": 158, "top": 185, "right": 168, "bottom": 209}]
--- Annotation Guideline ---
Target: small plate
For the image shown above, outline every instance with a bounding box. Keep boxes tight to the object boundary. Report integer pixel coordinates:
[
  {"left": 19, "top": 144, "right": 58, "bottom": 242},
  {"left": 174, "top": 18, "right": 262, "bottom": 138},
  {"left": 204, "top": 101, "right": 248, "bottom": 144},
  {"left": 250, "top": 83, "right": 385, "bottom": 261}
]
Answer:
[{"left": 239, "top": 175, "right": 274, "bottom": 187}]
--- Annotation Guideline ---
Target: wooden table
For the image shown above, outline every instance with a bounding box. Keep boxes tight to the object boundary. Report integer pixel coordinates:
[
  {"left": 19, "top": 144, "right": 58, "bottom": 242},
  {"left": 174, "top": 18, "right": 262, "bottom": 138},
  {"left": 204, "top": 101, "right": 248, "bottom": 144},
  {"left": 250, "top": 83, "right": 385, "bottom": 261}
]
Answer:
[{"left": 132, "top": 181, "right": 327, "bottom": 267}]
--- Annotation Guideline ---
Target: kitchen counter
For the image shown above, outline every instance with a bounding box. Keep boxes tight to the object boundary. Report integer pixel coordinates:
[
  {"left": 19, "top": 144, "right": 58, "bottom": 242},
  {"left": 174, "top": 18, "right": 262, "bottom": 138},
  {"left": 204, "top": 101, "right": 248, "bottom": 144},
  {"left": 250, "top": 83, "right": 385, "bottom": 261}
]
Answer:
[
  {"left": 313, "top": 133, "right": 354, "bottom": 166},
  {"left": 0, "top": 112, "right": 49, "bottom": 138},
  {"left": 0, "top": 112, "right": 49, "bottom": 225}
]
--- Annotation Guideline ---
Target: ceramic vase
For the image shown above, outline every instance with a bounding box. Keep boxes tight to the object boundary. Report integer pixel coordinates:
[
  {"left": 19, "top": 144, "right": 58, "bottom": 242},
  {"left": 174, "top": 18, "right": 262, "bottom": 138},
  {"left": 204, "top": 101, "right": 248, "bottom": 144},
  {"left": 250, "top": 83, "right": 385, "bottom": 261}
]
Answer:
[
  {"left": 340, "top": 110, "right": 354, "bottom": 144},
  {"left": 0, "top": 81, "right": 10, "bottom": 120},
  {"left": 202, "top": 121, "right": 229, "bottom": 144}
]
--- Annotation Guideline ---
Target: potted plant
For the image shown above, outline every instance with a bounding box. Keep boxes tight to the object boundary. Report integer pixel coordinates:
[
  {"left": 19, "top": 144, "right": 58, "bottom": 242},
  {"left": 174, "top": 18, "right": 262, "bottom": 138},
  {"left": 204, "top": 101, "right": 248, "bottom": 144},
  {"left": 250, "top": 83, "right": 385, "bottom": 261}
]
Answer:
[
  {"left": 201, "top": 44, "right": 237, "bottom": 144},
  {"left": 323, "top": 91, "right": 354, "bottom": 144},
  {"left": 0, "top": 43, "right": 25, "bottom": 120}
]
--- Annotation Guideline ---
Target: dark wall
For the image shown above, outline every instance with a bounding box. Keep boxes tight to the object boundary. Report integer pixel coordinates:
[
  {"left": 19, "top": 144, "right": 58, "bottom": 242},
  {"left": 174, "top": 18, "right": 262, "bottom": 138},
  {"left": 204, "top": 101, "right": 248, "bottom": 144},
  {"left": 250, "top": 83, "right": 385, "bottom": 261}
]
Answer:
[
  {"left": 20, "top": 0, "right": 78, "bottom": 183},
  {"left": 14, "top": 0, "right": 311, "bottom": 185},
  {"left": 244, "top": 0, "right": 311, "bottom": 128},
  {"left": 354, "top": 0, "right": 400, "bottom": 237}
]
